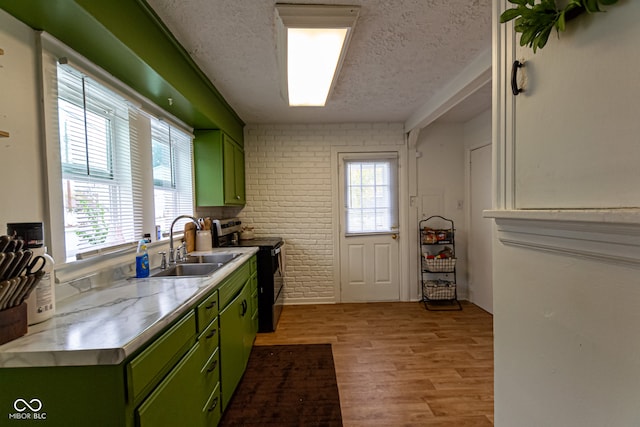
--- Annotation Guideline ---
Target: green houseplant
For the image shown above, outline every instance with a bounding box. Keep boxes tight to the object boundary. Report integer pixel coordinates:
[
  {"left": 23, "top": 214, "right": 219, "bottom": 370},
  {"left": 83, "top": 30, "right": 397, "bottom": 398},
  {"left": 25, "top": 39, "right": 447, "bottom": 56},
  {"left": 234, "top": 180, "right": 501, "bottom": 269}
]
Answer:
[{"left": 500, "top": 0, "right": 619, "bottom": 52}]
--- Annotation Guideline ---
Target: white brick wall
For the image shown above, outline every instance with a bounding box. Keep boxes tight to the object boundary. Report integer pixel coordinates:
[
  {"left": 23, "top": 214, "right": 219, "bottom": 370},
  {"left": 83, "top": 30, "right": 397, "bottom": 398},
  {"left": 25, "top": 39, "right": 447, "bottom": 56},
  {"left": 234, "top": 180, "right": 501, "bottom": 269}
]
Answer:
[{"left": 240, "top": 123, "right": 405, "bottom": 304}]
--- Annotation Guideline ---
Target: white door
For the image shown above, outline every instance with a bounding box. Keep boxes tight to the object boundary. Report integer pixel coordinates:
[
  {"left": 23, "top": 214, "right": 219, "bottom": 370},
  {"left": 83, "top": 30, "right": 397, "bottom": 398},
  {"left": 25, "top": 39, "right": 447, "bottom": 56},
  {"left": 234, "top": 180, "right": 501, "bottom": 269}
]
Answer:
[
  {"left": 469, "top": 144, "right": 493, "bottom": 313},
  {"left": 339, "top": 153, "right": 400, "bottom": 302}
]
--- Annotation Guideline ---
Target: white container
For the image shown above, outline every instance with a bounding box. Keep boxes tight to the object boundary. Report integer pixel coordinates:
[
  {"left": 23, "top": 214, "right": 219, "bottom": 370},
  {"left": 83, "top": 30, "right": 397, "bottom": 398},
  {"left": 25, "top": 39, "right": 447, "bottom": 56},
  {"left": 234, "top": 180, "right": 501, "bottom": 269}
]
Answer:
[
  {"left": 26, "top": 248, "right": 56, "bottom": 325},
  {"left": 196, "top": 230, "right": 212, "bottom": 252}
]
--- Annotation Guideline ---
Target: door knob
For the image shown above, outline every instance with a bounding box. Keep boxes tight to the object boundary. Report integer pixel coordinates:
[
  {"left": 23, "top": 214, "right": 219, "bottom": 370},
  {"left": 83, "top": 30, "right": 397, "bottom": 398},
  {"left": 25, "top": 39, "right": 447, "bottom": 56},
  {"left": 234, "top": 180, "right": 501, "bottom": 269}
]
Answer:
[{"left": 391, "top": 234, "right": 398, "bottom": 240}]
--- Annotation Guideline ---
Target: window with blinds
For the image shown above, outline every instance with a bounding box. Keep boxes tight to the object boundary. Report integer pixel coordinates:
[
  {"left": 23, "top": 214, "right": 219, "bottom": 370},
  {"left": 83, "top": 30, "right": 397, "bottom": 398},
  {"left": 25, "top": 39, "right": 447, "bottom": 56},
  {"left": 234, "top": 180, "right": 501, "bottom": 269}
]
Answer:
[
  {"left": 344, "top": 156, "right": 398, "bottom": 234},
  {"left": 151, "top": 119, "right": 194, "bottom": 235},
  {"left": 56, "top": 63, "right": 194, "bottom": 261}
]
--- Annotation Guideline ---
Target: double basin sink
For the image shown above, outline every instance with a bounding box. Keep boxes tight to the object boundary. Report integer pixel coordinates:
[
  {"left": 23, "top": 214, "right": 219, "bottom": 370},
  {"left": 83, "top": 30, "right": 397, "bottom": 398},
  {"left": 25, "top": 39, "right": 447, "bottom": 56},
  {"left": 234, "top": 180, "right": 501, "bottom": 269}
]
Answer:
[{"left": 151, "top": 252, "right": 240, "bottom": 278}]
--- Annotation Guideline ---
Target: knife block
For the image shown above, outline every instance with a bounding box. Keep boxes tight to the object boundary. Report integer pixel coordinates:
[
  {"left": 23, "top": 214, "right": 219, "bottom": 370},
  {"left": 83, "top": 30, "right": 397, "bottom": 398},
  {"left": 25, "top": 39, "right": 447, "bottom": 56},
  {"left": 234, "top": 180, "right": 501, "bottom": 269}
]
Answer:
[{"left": 0, "top": 302, "right": 28, "bottom": 345}]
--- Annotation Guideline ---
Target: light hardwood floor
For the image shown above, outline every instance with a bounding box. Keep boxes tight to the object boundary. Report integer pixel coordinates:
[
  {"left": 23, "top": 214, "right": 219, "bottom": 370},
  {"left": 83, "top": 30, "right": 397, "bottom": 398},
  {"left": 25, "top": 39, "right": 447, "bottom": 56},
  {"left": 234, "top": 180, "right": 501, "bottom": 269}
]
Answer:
[{"left": 255, "top": 301, "right": 494, "bottom": 427}]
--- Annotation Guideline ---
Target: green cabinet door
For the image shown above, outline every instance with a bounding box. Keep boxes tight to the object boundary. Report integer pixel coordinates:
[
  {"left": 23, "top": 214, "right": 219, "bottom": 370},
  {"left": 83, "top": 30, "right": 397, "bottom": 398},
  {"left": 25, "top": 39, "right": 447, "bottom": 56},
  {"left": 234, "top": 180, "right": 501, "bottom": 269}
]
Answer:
[
  {"left": 194, "top": 130, "right": 245, "bottom": 207},
  {"left": 223, "top": 135, "right": 245, "bottom": 205},
  {"left": 243, "top": 281, "right": 256, "bottom": 362},
  {"left": 219, "top": 285, "right": 248, "bottom": 411},
  {"left": 136, "top": 342, "right": 205, "bottom": 427}
]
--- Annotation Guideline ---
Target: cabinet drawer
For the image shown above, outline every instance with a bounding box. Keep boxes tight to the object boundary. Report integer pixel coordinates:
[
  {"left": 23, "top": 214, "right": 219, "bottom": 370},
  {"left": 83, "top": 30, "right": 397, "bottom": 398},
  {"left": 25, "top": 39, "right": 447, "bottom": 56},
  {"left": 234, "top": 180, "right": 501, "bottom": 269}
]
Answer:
[
  {"left": 198, "top": 316, "right": 219, "bottom": 357},
  {"left": 127, "top": 311, "right": 196, "bottom": 405},
  {"left": 196, "top": 290, "right": 218, "bottom": 332},
  {"left": 202, "top": 383, "right": 222, "bottom": 427},
  {"left": 218, "top": 262, "right": 250, "bottom": 308},
  {"left": 136, "top": 342, "right": 204, "bottom": 427},
  {"left": 200, "top": 347, "right": 220, "bottom": 396}
]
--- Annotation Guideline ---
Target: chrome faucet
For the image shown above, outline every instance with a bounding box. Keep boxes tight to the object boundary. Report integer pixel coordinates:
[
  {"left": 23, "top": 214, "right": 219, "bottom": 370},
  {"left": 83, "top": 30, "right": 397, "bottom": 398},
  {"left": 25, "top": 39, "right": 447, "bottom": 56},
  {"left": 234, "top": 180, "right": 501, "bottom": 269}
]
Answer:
[{"left": 169, "top": 215, "right": 201, "bottom": 265}]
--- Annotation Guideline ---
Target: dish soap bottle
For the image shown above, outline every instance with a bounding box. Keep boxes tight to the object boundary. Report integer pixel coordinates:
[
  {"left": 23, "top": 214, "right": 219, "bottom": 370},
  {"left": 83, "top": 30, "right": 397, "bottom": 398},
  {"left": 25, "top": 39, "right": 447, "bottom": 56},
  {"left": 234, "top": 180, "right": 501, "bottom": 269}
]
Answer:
[{"left": 136, "top": 240, "right": 150, "bottom": 278}]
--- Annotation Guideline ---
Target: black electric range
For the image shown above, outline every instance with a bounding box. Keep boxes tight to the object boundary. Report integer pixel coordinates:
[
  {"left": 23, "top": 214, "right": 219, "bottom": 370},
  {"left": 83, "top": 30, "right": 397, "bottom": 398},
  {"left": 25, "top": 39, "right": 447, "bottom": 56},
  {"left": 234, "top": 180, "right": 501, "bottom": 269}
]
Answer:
[
  {"left": 212, "top": 219, "right": 284, "bottom": 332},
  {"left": 234, "top": 237, "right": 284, "bottom": 332}
]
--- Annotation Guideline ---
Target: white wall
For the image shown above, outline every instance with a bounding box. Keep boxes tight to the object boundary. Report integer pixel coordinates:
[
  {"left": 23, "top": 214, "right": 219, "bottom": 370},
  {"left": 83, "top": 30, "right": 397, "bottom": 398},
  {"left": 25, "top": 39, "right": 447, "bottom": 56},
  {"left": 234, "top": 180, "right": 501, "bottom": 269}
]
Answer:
[
  {"left": 416, "top": 121, "right": 467, "bottom": 297},
  {"left": 0, "top": 10, "right": 45, "bottom": 231},
  {"left": 493, "top": 1, "right": 640, "bottom": 425},
  {"left": 463, "top": 109, "right": 491, "bottom": 150},
  {"left": 240, "top": 123, "right": 405, "bottom": 304}
]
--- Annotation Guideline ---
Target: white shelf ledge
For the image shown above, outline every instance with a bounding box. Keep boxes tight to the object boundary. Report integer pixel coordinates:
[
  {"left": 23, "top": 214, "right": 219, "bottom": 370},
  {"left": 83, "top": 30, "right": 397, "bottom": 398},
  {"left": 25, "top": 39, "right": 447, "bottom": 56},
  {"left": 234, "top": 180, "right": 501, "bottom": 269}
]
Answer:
[{"left": 484, "top": 209, "right": 640, "bottom": 267}]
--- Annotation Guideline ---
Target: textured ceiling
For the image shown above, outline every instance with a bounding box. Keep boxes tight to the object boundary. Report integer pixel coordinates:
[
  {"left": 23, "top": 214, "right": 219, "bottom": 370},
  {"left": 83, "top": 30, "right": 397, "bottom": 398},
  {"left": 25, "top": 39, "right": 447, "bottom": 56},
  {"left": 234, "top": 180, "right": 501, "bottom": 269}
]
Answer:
[{"left": 145, "top": 0, "right": 492, "bottom": 125}]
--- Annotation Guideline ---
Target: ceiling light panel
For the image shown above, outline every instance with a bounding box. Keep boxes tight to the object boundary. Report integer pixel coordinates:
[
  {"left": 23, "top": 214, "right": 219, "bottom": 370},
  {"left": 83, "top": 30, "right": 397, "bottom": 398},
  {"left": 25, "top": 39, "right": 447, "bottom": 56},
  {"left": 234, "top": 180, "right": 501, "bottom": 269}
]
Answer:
[{"left": 276, "top": 4, "right": 360, "bottom": 107}]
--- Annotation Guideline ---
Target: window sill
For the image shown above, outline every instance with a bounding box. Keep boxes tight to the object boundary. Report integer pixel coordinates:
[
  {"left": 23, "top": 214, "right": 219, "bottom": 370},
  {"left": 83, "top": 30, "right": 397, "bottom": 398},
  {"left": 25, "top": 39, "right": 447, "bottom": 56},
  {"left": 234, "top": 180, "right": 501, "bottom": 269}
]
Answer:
[
  {"left": 55, "top": 237, "right": 179, "bottom": 285},
  {"left": 484, "top": 209, "right": 640, "bottom": 267}
]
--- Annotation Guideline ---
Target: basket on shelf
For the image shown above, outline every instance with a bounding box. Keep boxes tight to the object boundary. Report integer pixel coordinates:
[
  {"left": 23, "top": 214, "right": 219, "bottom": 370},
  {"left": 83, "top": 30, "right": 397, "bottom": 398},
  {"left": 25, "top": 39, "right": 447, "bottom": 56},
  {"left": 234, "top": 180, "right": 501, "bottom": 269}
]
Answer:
[
  {"left": 423, "top": 280, "right": 456, "bottom": 300},
  {"left": 423, "top": 256, "right": 456, "bottom": 272}
]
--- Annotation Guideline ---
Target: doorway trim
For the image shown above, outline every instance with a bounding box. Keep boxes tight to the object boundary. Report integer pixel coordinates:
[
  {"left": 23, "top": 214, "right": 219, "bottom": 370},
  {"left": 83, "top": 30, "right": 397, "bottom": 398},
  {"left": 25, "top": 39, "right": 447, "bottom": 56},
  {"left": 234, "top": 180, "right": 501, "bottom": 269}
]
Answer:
[{"left": 331, "top": 144, "right": 409, "bottom": 303}]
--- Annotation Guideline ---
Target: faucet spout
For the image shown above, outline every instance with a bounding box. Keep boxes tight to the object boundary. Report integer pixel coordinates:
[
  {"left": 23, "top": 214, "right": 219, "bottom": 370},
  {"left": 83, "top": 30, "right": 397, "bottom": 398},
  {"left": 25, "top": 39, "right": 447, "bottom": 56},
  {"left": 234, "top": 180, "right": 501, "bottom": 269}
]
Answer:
[{"left": 169, "top": 215, "right": 201, "bottom": 265}]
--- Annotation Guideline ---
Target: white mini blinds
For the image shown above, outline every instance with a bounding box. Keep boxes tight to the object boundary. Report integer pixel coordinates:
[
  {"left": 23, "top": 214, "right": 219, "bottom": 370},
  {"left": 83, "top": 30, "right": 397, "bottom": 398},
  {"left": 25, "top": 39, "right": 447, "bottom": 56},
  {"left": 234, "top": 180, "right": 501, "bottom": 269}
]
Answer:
[
  {"left": 343, "top": 153, "right": 398, "bottom": 235},
  {"left": 57, "top": 64, "right": 140, "bottom": 259},
  {"left": 54, "top": 61, "right": 193, "bottom": 261},
  {"left": 150, "top": 119, "right": 194, "bottom": 236}
]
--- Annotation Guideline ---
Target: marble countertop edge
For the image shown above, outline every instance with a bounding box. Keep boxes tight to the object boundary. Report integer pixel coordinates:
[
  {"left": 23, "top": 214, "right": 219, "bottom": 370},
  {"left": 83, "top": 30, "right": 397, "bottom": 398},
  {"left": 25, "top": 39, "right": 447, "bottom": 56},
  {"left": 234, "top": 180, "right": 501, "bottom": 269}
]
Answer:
[{"left": 0, "top": 247, "right": 258, "bottom": 368}]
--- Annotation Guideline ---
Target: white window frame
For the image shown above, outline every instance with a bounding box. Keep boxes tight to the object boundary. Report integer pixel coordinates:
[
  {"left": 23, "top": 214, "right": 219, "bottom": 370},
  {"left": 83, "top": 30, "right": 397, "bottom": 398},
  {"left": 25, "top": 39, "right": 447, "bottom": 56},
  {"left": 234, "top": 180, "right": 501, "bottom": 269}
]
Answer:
[
  {"left": 342, "top": 152, "right": 399, "bottom": 236},
  {"left": 39, "top": 33, "right": 194, "bottom": 264}
]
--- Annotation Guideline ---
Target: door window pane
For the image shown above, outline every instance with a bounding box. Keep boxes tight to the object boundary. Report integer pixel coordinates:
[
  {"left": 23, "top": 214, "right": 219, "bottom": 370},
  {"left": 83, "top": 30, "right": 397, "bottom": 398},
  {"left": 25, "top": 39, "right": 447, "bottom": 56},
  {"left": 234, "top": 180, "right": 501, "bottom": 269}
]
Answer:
[{"left": 345, "top": 157, "right": 397, "bottom": 234}]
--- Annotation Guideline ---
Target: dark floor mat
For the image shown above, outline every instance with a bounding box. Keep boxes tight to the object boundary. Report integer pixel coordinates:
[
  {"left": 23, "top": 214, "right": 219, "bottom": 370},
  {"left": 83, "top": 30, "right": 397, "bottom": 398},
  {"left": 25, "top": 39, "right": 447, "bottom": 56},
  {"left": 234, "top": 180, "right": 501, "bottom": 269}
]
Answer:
[{"left": 219, "top": 344, "right": 342, "bottom": 427}]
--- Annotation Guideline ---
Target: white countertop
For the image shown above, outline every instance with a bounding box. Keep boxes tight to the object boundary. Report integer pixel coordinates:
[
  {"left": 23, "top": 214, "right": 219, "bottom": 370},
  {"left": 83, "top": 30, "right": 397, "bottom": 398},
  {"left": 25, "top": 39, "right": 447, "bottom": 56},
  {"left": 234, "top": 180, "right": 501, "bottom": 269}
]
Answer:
[{"left": 0, "top": 247, "right": 258, "bottom": 368}]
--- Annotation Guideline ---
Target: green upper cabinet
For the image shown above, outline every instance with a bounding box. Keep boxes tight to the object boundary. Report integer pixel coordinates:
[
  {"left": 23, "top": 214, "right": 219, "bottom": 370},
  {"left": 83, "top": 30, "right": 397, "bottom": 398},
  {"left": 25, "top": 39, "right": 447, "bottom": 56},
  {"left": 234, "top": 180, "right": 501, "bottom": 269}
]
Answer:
[{"left": 194, "top": 130, "right": 246, "bottom": 206}]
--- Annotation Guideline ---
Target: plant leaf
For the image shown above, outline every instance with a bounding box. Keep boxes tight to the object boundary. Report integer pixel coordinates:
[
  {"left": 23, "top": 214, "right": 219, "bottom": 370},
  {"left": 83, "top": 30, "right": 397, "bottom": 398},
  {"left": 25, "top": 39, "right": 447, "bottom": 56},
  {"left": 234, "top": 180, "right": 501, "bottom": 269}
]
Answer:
[
  {"left": 583, "top": 0, "right": 601, "bottom": 13},
  {"left": 534, "top": 25, "right": 554, "bottom": 52},
  {"left": 500, "top": 8, "right": 523, "bottom": 23},
  {"left": 556, "top": 10, "right": 566, "bottom": 32}
]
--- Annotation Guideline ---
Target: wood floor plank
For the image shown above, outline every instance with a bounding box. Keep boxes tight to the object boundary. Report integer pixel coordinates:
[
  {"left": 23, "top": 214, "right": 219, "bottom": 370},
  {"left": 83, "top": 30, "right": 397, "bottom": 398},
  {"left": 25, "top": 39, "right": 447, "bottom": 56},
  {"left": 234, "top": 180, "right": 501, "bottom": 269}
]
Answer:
[{"left": 255, "top": 301, "right": 494, "bottom": 426}]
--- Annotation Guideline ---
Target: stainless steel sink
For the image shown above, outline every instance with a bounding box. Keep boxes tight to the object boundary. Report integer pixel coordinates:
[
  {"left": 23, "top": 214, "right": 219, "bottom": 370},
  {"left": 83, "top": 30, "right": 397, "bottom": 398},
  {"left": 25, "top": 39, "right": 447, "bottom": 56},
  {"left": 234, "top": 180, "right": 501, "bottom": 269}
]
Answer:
[
  {"left": 151, "top": 263, "right": 221, "bottom": 278},
  {"left": 186, "top": 253, "right": 240, "bottom": 265},
  {"left": 149, "top": 252, "right": 241, "bottom": 278}
]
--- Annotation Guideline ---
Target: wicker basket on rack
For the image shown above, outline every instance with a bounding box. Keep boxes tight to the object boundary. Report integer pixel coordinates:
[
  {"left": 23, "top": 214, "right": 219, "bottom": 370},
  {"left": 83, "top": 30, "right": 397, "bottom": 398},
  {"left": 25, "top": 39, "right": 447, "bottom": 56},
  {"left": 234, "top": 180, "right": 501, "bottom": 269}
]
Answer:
[
  {"left": 423, "top": 280, "right": 456, "bottom": 300},
  {"left": 423, "top": 257, "right": 456, "bottom": 272}
]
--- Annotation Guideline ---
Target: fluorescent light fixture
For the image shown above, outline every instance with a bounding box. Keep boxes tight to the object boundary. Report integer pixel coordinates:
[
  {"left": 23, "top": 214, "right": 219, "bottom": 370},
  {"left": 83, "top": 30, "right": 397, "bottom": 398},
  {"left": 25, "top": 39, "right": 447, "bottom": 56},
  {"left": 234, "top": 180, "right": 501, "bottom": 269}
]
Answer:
[{"left": 276, "top": 4, "right": 360, "bottom": 107}]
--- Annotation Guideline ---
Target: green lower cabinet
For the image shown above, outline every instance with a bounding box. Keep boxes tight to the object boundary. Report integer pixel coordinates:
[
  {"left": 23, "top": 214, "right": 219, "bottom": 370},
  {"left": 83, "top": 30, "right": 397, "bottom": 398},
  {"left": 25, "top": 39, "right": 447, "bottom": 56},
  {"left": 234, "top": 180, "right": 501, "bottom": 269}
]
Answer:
[
  {"left": 219, "top": 277, "right": 256, "bottom": 411},
  {"left": 220, "top": 283, "right": 248, "bottom": 411},
  {"left": 0, "top": 257, "right": 256, "bottom": 427},
  {"left": 127, "top": 312, "right": 197, "bottom": 407},
  {"left": 136, "top": 342, "right": 205, "bottom": 427},
  {"left": 202, "top": 383, "right": 222, "bottom": 426}
]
